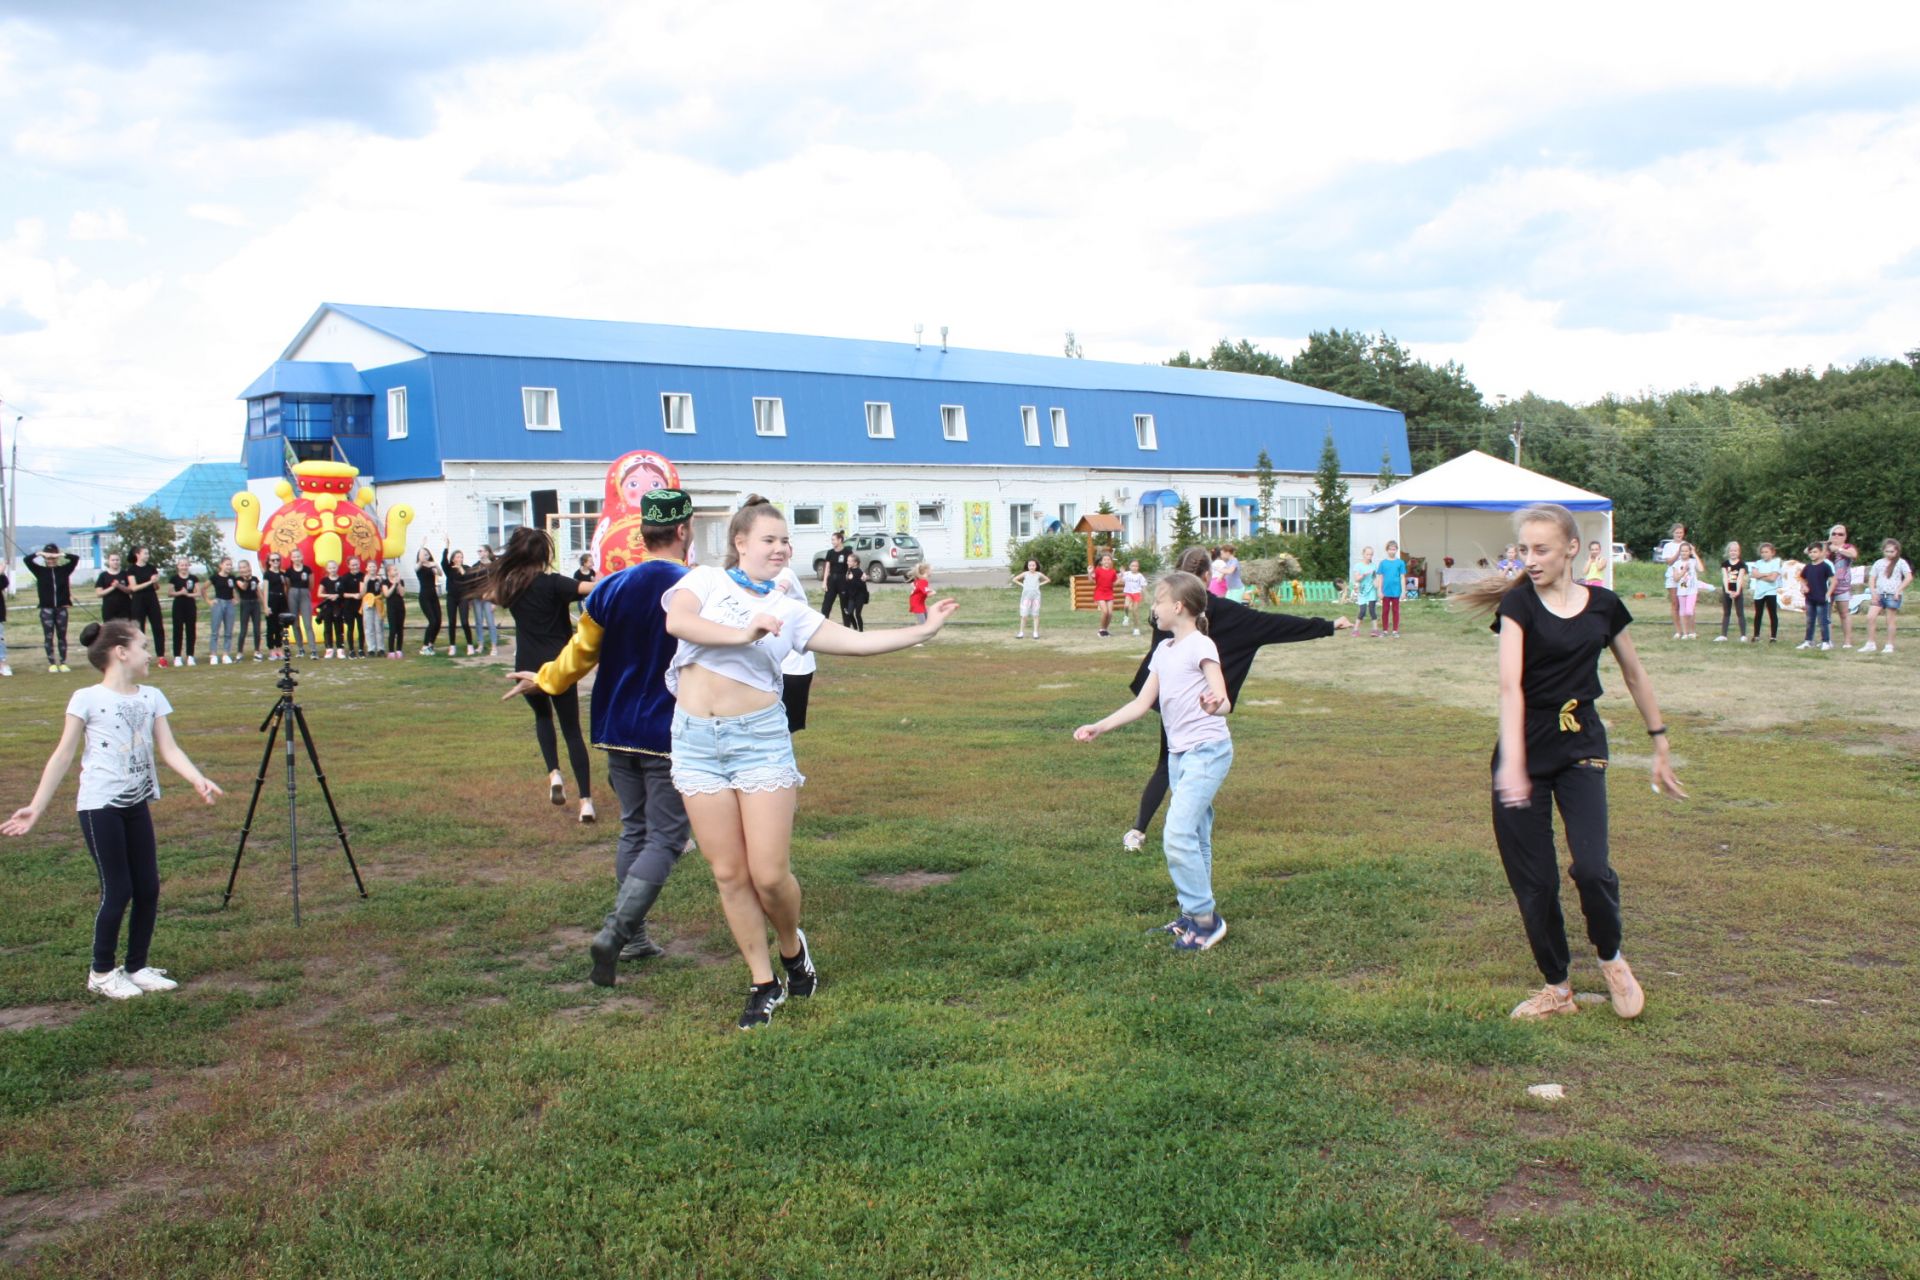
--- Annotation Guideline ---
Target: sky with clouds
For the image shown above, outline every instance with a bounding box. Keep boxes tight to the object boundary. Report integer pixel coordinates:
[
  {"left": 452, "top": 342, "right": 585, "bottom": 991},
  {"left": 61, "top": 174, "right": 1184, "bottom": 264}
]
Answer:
[{"left": 4, "top": 0, "right": 1918, "bottom": 524}]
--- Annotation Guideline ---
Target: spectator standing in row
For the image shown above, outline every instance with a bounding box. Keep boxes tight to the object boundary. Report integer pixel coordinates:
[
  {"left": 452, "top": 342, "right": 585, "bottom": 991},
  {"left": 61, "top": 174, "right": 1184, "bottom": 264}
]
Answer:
[
  {"left": 234, "top": 561, "right": 264, "bottom": 660},
  {"left": 1860, "top": 539, "right": 1910, "bottom": 656},
  {"left": 1797, "top": 543, "right": 1835, "bottom": 650},
  {"left": 1827, "top": 524, "right": 1859, "bottom": 649},
  {"left": 125, "top": 547, "right": 167, "bottom": 665},
  {"left": 1378, "top": 540, "right": 1407, "bottom": 637},
  {"left": 1716, "top": 542, "right": 1748, "bottom": 642},
  {"left": 1749, "top": 542, "right": 1783, "bottom": 643},
  {"left": 25, "top": 545, "right": 80, "bottom": 672},
  {"left": 167, "top": 558, "right": 200, "bottom": 666},
  {"left": 206, "top": 557, "right": 238, "bottom": 662},
  {"left": 96, "top": 552, "right": 131, "bottom": 624}
]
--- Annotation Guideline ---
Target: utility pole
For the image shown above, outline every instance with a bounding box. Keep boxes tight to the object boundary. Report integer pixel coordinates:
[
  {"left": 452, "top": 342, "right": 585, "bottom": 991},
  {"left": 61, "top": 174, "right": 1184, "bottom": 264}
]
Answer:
[{"left": 1508, "top": 414, "right": 1524, "bottom": 467}]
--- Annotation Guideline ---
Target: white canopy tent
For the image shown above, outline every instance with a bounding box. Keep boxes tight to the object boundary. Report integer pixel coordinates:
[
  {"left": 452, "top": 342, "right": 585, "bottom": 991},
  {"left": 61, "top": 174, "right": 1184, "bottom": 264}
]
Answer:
[{"left": 1350, "top": 451, "right": 1614, "bottom": 591}]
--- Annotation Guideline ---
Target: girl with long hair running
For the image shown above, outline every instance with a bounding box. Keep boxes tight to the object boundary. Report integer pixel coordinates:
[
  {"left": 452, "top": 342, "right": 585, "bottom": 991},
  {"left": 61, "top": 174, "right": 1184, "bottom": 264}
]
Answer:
[
  {"left": 415, "top": 547, "right": 443, "bottom": 655},
  {"left": 477, "top": 528, "right": 597, "bottom": 820},
  {"left": 1457, "top": 503, "right": 1685, "bottom": 1021},
  {"left": 664, "top": 496, "right": 959, "bottom": 1029}
]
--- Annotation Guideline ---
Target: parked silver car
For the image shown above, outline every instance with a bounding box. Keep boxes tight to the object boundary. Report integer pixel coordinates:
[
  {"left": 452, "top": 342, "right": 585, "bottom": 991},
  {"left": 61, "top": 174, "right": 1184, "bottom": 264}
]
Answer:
[{"left": 813, "top": 533, "right": 925, "bottom": 582}]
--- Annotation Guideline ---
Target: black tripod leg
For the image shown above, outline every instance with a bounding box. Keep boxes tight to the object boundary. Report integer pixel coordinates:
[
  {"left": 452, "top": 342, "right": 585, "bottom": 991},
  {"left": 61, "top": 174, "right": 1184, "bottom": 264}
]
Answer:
[
  {"left": 223, "top": 701, "right": 286, "bottom": 908},
  {"left": 290, "top": 704, "right": 368, "bottom": 898}
]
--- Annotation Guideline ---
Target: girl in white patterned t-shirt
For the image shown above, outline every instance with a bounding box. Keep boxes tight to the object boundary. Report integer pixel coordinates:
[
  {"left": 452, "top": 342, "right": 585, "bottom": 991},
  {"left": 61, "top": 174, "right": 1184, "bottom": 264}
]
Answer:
[{"left": 3, "top": 621, "right": 222, "bottom": 1001}]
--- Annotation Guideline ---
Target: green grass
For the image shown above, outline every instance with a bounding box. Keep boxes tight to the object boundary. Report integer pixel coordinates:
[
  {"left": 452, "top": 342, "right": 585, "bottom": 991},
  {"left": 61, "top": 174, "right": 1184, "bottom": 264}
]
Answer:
[{"left": 1, "top": 587, "right": 1917, "bottom": 1279}]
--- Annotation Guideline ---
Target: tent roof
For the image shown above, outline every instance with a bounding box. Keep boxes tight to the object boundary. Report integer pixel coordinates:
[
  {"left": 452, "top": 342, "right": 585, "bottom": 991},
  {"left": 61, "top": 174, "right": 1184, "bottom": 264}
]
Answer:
[{"left": 1353, "top": 450, "right": 1611, "bottom": 513}]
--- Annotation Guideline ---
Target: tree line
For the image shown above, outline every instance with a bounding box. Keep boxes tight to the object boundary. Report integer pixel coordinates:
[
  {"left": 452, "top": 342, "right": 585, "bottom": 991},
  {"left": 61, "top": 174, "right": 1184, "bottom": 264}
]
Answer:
[{"left": 1171, "top": 332, "right": 1920, "bottom": 556}]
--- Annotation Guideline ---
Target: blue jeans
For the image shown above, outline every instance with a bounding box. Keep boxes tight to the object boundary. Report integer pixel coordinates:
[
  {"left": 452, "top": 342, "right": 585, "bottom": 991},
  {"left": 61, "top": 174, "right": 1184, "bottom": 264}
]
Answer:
[
  {"left": 1163, "top": 736, "right": 1233, "bottom": 919},
  {"left": 475, "top": 600, "right": 499, "bottom": 648},
  {"left": 208, "top": 598, "right": 236, "bottom": 654},
  {"left": 1805, "top": 602, "right": 1831, "bottom": 644}
]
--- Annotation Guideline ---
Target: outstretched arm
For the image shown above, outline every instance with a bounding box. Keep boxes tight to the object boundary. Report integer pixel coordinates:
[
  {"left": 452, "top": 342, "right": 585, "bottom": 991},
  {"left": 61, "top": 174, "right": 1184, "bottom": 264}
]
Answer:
[
  {"left": 2, "top": 715, "right": 85, "bottom": 836},
  {"left": 808, "top": 597, "right": 959, "bottom": 656}
]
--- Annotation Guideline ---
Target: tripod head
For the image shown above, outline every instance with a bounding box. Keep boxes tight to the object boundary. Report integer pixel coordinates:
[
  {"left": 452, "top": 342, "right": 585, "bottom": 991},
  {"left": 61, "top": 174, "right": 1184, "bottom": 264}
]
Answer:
[{"left": 272, "top": 612, "right": 300, "bottom": 695}]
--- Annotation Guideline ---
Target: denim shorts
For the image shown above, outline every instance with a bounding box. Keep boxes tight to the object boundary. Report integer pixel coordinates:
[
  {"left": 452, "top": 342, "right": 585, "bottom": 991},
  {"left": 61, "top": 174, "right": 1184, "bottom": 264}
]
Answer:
[
  {"left": 1878, "top": 592, "right": 1903, "bottom": 612},
  {"left": 670, "top": 701, "right": 805, "bottom": 796}
]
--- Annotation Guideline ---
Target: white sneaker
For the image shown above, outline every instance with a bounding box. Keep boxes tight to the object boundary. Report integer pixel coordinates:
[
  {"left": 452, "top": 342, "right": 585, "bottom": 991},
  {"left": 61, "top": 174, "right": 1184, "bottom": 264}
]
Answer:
[
  {"left": 126, "top": 966, "right": 179, "bottom": 992},
  {"left": 1796, "top": 641, "right": 1813, "bottom": 650},
  {"left": 87, "top": 967, "right": 143, "bottom": 1000},
  {"left": 1673, "top": 632, "right": 1683, "bottom": 640},
  {"left": 1713, "top": 635, "right": 1727, "bottom": 642},
  {"left": 1883, "top": 645, "right": 1895, "bottom": 654},
  {"left": 1842, "top": 643, "right": 1855, "bottom": 650},
  {"left": 1122, "top": 828, "right": 1146, "bottom": 852},
  {"left": 1132, "top": 628, "right": 1141, "bottom": 636},
  {"left": 1820, "top": 642, "right": 1833, "bottom": 651},
  {"left": 0, "top": 664, "right": 11, "bottom": 677},
  {"left": 1860, "top": 642, "right": 1878, "bottom": 653}
]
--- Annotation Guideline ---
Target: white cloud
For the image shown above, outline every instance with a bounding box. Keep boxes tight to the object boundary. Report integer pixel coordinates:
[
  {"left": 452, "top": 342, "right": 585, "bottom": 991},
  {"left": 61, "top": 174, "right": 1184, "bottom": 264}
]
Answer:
[
  {"left": 67, "top": 208, "right": 133, "bottom": 241},
  {"left": 186, "top": 204, "right": 251, "bottom": 228}
]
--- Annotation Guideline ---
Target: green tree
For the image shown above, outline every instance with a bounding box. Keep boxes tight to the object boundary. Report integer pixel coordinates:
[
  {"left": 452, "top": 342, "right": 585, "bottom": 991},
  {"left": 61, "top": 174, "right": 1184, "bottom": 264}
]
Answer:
[
  {"left": 178, "top": 514, "right": 226, "bottom": 570},
  {"left": 1254, "top": 448, "right": 1276, "bottom": 534},
  {"left": 1169, "top": 496, "right": 1198, "bottom": 555},
  {"left": 109, "top": 503, "right": 176, "bottom": 565},
  {"left": 1376, "top": 447, "right": 1397, "bottom": 492},
  {"left": 1304, "top": 432, "right": 1350, "bottom": 579}
]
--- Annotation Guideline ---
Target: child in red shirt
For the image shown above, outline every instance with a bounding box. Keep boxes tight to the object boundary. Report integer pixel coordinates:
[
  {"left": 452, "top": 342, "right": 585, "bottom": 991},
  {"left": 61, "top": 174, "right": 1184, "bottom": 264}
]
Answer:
[
  {"left": 1092, "top": 553, "right": 1119, "bottom": 637},
  {"left": 908, "top": 564, "right": 931, "bottom": 623}
]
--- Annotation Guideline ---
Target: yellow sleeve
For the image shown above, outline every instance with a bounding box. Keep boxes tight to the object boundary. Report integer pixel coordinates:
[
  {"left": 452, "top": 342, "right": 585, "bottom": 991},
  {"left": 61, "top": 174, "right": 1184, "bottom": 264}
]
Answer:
[{"left": 536, "top": 609, "right": 603, "bottom": 694}]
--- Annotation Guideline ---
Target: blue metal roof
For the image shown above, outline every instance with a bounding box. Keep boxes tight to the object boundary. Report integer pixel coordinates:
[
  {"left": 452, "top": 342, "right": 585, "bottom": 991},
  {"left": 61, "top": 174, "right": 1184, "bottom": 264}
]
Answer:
[
  {"left": 295, "top": 303, "right": 1396, "bottom": 415},
  {"left": 236, "top": 361, "right": 371, "bottom": 400},
  {"left": 141, "top": 463, "right": 249, "bottom": 522}
]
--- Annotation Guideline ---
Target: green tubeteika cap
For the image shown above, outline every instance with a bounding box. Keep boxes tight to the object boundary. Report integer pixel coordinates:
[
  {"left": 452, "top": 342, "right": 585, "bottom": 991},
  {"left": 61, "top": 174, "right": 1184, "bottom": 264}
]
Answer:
[{"left": 640, "top": 488, "right": 693, "bottom": 525}]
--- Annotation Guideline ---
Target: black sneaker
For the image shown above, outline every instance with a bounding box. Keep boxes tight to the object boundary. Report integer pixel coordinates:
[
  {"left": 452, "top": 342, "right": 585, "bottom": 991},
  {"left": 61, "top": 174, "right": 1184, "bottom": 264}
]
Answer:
[
  {"left": 738, "top": 979, "right": 786, "bottom": 1030},
  {"left": 781, "top": 928, "right": 818, "bottom": 998}
]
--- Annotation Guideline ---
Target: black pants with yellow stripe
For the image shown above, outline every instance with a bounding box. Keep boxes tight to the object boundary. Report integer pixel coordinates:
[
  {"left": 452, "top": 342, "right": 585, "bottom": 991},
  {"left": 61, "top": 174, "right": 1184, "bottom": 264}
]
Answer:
[{"left": 1491, "top": 712, "right": 1622, "bottom": 986}]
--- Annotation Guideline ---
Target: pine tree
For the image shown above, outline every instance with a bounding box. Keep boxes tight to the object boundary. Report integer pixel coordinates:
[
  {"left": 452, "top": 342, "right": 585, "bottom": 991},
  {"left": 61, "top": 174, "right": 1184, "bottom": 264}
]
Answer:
[
  {"left": 1169, "top": 496, "right": 1198, "bottom": 555},
  {"left": 1376, "top": 447, "right": 1397, "bottom": 492},
  {"left": 1305, "top": 433, "right": 1350, "bottom": 579},
  {"left": 1255, "top": 448, "right": 1276, "bottom": 534}
]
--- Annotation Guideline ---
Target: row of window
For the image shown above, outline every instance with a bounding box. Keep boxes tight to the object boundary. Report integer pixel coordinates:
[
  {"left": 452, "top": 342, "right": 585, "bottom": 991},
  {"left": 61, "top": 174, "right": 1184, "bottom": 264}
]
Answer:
[{"left": 383, "top": 386, "right": 1160, "bottom": 449}]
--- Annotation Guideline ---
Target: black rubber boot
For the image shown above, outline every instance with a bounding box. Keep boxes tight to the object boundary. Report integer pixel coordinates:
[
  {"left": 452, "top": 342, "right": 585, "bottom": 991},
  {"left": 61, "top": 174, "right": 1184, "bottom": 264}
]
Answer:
[
  {"left": 589, "top": 877, "right": 664, "bottom": 987},
  {"left": 620, "top": 923, "right": 665, "bottom": 963}
]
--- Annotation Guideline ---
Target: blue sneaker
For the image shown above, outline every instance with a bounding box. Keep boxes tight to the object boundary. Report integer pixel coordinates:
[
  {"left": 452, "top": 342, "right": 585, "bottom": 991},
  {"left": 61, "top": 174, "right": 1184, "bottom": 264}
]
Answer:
[
  {"left": 1156, "top": 914, "right": 1195, "bottom": 936},
  {"left": 1173, "top": 914, "right": 1228, "bottom": 952}
]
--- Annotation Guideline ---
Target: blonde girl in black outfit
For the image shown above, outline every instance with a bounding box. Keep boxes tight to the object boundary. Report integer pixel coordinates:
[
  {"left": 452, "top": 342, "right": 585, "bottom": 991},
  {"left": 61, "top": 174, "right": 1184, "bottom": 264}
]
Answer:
[
  {"left": 414, "top": 547, "right": 443, "bottom": 654},
  {"left": 1458, "top": 503, "right": 1686, "bottom": 1021},
  {"left": 442, "top": 544, "right": 475, "bottom": 655}
]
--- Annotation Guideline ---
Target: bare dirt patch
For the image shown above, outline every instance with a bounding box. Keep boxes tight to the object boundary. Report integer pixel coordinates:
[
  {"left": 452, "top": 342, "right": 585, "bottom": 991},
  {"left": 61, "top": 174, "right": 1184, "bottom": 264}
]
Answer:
[
  {"left": 555, "top": 995, "right": 659, "bottom": 1021},
  {"left": 0, "top": 1174, "right": 182, "bottom": 1262},
  {"left": 1816, "top": 1077, "right": 1920, "bottom": 1131},
  {"left": 1655, "top": 1139, "right": 1736, "bottom": 1167},
  {"left": 1485, "top": 1162, "right": 1586, "bottom": 1221},
  {"left": 864, "top": 870, "right": 958, "bottom": 892},
  {"left": 0, "top": 1004, "right": 82, "bottom": 1033},
  {"left": 1842, "top": 951, "right": 1903, "bottom": 969},
  {"left": 658, "top": 930, "right": 734, "bottom": 967}
]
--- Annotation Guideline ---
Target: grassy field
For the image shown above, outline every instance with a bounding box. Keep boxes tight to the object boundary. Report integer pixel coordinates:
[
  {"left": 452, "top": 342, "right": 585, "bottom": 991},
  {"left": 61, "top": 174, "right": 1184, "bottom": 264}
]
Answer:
[{"left": 1, "top": 568, "right": 1917, "bottom": 1279}]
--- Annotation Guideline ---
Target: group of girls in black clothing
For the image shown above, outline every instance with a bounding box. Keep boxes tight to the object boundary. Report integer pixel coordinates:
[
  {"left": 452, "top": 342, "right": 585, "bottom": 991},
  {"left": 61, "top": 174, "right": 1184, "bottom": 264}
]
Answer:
[{"left": 313, "top": 556, "right": 412, "bottom": 659}]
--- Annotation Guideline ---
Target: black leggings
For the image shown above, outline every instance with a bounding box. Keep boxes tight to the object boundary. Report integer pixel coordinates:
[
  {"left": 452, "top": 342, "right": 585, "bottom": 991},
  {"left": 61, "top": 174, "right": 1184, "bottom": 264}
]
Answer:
[
  {"left": 40, "top": 606, "right": 70, "bottom": 663},
  {"left": 345, "top": 608, "right": 365, "bottom": 654},
  {"left": 450, "top": 597, "right": 475, "bottom": 646},
  {"left": 133, "top": 593, "right": 165, "bottom": 657},
  {"left": 1134, "top": 723, "right": 1172, "bottom": 832},
  {"left": 386, "top": 600, "right": 406, "bottom": 651},
  {"left": 1719, "top": 592, "right": 1746, "bottom": 637},
  {"left": 172, "top": 603, "right": 197, "bottom": 658},
  {"left": 1752, "top": 595, "right": 1779, "bottom": 639},
  {"left": 840, "top": 601, "right": 865, "bottom": 631},
  {"left": 419, "top": 592, "right": 442, "bottom": 647},
  {"left": 237, "top": 600, "right": 262, "bottom": 651},
  {"left": 527, "top": 686, "right": 592, "bottom": 797},
  {"left": 1490, "top": 760, "right": 1621, "bottom": 985},
  {"left": 322, "top": 607, "right": 342, "bottom": 650},
  {"left": 80, "top": 803, "right": 160, "bottom": 974}
]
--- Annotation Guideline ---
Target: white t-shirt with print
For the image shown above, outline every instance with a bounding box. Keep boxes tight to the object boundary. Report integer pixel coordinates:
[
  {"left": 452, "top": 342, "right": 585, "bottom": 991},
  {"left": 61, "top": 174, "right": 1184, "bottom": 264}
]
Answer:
[
  {"left": 66, "top": 684, "right": 172, "bottom": 811},
  {"left": 1870, "top": 558, "right": 1911, "bottom": 598},
  {"left": 773, "top": 567, "right": 818, "bottom": 677},
  {"left": 1121, "top": 570, "right": 1147, "bottom": 596},
  {"left": 663, "top": 565, "right": 825, "bottom": 696}
]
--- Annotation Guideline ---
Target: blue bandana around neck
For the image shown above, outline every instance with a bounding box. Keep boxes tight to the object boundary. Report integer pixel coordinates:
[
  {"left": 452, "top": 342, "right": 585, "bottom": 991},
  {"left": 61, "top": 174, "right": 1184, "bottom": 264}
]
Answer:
[{"left": 727, "top": 567, "right": 775, "bottom": 596}]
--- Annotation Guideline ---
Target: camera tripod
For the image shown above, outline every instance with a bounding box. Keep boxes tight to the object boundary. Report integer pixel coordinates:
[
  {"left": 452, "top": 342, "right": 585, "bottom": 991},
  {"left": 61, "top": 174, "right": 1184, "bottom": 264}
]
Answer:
[{"left": 222, "top": 652, "right": 367, "bottom": 923}]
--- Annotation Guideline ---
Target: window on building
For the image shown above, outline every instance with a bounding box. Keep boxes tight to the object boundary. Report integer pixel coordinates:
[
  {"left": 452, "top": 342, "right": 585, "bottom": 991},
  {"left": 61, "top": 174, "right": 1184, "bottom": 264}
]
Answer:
[
  {"left": 856, "top": 502, "right": 885, "bottom": 528},
  {"left": 562, "top": 497, "right": 601, "bottom": 556},
  {"left": 523, "top": 387, "right": 559, "bottom": 431},
  {"left": 1009, "top": 505, "right": 1034, "bottom": 540},
  {"left": 941, "top": 404, "right": 967, "bottom": 441},
  {"left": 661, "top": 392, "right": 695, "bottom": 434},
  {"left": 487, "top": 498, "right": 530, "bottom": 548},
  {"left": 247, "top": 399, "right": 267, "bottom": 439},
  {"left": 387, "top": 387, "right": 408, "bottom": 440},
  {"left": 792, "top": 504, "right": 823, "bottom": 530},
  {"left": 916, "top": 501, "right": 945, "bottom": 526},
  {"left": 865, "top": 402, "right": 894, "bottom": 439},
  {"left": 1021, "top": 405, "right": 1040, "bottom": 447},
  {"left": 1058, "top": 503, "right": 1077, "bottom": 530},
  {"left": 1197, "top": 496, "right": 1237, "bottom": 541},
  {"left": 1134, "top": 413, "right": 1157, "bottom": 450},
  {"left": 1049, "top": 407, "right": 1068, "bottom": 447},
  {"left": 753, "top": 396, "right": 786, "bottom": 437},
  {"left": 1272, "top": 495, "right": 1312, "bottom": 534}
]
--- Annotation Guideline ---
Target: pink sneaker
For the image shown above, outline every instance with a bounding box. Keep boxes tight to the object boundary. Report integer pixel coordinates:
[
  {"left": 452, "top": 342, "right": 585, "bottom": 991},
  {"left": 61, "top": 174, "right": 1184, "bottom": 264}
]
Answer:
[
  {"left": 1510, "top": 984, "right": 1578, "bottom": 1020},
  {"left": 1598, "top": 955, "right": 1644, "bottom": 1018}
]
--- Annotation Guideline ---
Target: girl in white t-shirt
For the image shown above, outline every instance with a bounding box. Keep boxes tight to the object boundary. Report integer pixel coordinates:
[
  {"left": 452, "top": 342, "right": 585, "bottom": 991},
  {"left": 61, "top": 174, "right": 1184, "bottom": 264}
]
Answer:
[
  {"left": 1011, "top": 559, "right": 1050, "bottom": 639},
  {"left": 1074, "top": 571, "right": 1233, "bottom": 953},
  {"left": 664, "top": 496, "right": 960, "bottom": 1030},
  {"left": 1861, "top": 538, "right": 1911, "bottom": 655},
  {"left": 1120, "top": 560, "right": 1148, "bottom": 636},
  {"left": 3, "top": 621, "right": 222, "bottom": 1001}
]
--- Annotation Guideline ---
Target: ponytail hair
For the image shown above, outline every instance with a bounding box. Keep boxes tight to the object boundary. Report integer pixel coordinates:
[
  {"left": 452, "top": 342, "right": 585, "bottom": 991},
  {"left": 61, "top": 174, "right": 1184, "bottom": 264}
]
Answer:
[
  {"left": 79, "top": 620, "right": 141, "bottom": 672},
  {"left": 725, "top": 494, "right": 782, "bottom": 569},
  {"left": 1157, "top": 570, "right": 1211, "bottom": 634},
  {"left": 1451, "top": 503, "right": 1582, "bottom": 617}
]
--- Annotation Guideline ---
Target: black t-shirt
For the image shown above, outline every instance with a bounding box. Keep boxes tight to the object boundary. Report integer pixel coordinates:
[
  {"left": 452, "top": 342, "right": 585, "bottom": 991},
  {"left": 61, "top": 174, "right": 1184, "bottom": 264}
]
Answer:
[
  {"left": 168, "top": 574, "right": 200, "bottom": 608},
  {"left": 285, "top": 566, "right": 312, "bottom": 596},
  {"left": 509, "top": 572, "right": 581, "bottom": 669},
  {"left": 26, "top": 556, "right": 78, "bottom": 608},
  {"left": 1802, "top": 561, "right": 1833, "bottom": 605},
  {"left": 573, "top": 568, "right": 595, "bottom": 585},
  {"left": 98, "top": 570, "right": 132, "bottom": 618},
  {"left": 210, "top": 572, "right": 236, "bottom": 601},
  {"left": 264, "top": 569, "right": 290, "bottom": 604},
  {"left": 319, "top": 575, "right": 344, "bottom": 608},
  {"left": 1492, "top": 580, "right": 1633, "bottom": 708},
  {"left": 127, "top": 563, "right": 158, "bottom": 597},
  {"left": 234, "top": 575, "right": 258, "bottom": 602},
  {"left": 415, "top": 564, "right": 439, "bottom": 599},
  {"left": 1720, "top": 558, "right": 1745, "bottom": 593},
  {"left": 824, "top": 547, "right": 853, "bottom": 583}
]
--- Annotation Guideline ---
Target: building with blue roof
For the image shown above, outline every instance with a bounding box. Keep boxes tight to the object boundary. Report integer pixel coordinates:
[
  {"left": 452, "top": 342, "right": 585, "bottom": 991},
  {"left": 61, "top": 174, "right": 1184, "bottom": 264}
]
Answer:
[
  {"left": 67, "top": 462, "right": 249, "bottom": 568},
  {"left": 237, "top": 304, "right": 1408, "bottom": 570}
]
